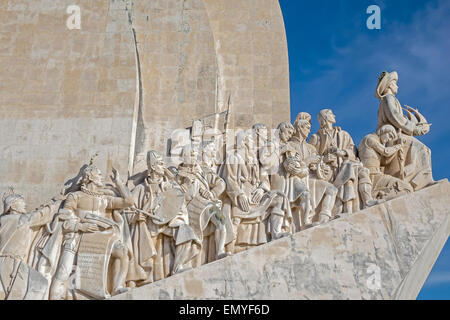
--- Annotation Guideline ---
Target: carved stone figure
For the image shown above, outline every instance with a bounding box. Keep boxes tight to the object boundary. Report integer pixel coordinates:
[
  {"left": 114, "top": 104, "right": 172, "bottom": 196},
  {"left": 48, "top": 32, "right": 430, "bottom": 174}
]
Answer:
[
  {"left": 375, "top": 71, "right": 434, "bottom": 190},
  {"left": 252, "top": 123, "right": 269, "bottom": 148},
  {"left": 253, "top": 124, "right": 294, "bottom": 238},
  {"left": 127, "top": 151, "right": 201, "bottom": 286},
  {"left": 310, "top": 109, "right": 377, "bottom": 214},
  {"left": 169, "top": 129, "right": 191, "bottom": 168},
  {"left": 270, "top": 122, "right": 312, "bottom": 232},
  {"left": 177, "top": 145, "right": 232, "bottom": 265},
  {"left": 201, "top": 140, "right": 221, "bottom": 173},
  {"left": 285, "top": 112, "right": 338, "bottom": 226},
  {"left": 0, "top": 189, "right": 61, "bottom": 300},
  {"left": 0, "top": 67, "right": 442, "bottom": 300},
  {"left": 359, "top": 125, "right": 414, "bottom": 200},
  {"left": 49, "top": 165, "right": 133, "bottom": 300},
  {"left": 310, "top": 109, "right": 357, "bottom": 178},
  {"left": 258, "top": 139, "right": 293, "bottom": 239},
  {"left": 222, "top": 131, "right": 289, "bottom": 253}
]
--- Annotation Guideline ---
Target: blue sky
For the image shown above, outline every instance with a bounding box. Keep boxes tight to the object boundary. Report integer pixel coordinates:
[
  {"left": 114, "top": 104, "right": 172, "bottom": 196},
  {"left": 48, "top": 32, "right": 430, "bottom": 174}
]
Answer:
[{"left": 279, "top": 0, "right": 450, "bottom": 299}]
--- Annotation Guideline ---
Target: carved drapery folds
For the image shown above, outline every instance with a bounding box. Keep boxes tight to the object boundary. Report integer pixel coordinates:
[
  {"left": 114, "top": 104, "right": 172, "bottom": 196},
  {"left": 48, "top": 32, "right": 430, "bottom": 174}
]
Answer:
[{"left": 0, "top": 71, "right": 435, "bottom": 300}]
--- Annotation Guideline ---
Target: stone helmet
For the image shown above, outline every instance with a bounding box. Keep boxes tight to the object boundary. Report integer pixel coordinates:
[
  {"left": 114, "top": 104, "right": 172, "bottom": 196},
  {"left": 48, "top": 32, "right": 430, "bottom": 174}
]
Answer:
[{"left": 2, "top": 187, "right": 25, "bottom": 215}]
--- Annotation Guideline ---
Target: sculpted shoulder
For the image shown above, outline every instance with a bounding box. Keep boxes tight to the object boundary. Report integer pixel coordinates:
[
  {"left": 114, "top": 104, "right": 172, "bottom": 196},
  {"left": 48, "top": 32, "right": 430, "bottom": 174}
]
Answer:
[{"left": 309, "top": 133, "right": 320, "bottom": 147}]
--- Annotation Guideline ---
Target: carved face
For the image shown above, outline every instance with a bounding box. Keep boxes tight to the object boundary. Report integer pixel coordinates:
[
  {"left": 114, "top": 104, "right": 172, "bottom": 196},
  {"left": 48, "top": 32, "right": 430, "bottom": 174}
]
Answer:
[
  {"left": 183, "top": 147, "right": 197, "bottom": 166},
  {"left": 280, "top": 126, "right": 294, "bottom": 143},
  {"left": 148, "top": 153, "right": 165, "bottom": 177},
  {"left": 297, "top": 120, "right": 311, "bottom": 139},
  {"left": 244, "top": 134, "right": 255, "bottom": 150},
  {"left": 389, "top": 80, "right": 399, "bottom": 94},
  {"left": 202, "top": 143, "right": 216, "bottom": 164},
  {"left": 255, "top": 126, "right": 268, "bottom": 142},
  {"left": 380, "top": 131, "right": 397, "bottom": 144},
  {"left": 11, "top": 198, "right": 26, "bottom": 214},
  {"left": 325, "top": 110, "right": 336, "bottom": 124},
  {"left": 89, "top": 168, "right": 104, "bottom": 188}
]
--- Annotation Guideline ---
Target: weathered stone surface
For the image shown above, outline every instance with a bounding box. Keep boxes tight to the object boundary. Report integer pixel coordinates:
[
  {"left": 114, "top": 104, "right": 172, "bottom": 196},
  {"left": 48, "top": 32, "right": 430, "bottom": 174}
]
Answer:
[
  {"left": 112, "top": 180, "right": 450, "bottom": 300},
  {"left": 0, "top": 0, "right": 137, "bottom": 209},
  {"left": 0, "top": 0, "right": 290, "bottom": 208}
]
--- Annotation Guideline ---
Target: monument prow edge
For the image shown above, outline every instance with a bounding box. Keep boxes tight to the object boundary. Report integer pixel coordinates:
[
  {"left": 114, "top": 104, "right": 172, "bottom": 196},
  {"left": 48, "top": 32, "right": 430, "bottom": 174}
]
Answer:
[{"left": 112, "top": 180, "right": 450, "bottom": 300}]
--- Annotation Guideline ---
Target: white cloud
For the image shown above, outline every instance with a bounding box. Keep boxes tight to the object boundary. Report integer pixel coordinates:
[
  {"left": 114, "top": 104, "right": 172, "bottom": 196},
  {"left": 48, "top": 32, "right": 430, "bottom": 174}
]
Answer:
[{"left": 292, "top": 0, "right": 450, "bottom": 145}]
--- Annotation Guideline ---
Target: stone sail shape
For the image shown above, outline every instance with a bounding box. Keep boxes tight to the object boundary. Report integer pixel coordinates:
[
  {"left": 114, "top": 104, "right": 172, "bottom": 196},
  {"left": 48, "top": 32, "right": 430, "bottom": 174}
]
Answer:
[
  {"left": 112, "top": 181, "right": 450, "bottom": 300},
  {"left": 0, "top": 0, "right": 291, "bottom": 209},
  {"left": 0, "top": 0, "right": 137, "bottom": 209}
]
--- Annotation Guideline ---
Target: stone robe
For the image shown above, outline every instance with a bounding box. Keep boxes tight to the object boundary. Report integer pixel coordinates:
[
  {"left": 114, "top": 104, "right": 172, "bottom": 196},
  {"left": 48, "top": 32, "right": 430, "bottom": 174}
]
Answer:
[
  {"left": 378, "top": 94, "right": 433, "bottom": 190},
  {"left": 269, "top": 142, "right": 305, "bottom": 232},
  {"left": 359, "top": 133, "right": 413, "bottom": 200},
  {"left": 222, "top": 151, "right": 279, "bottom": 251},
  {"left": 284, "top": 136, "right": 338, "bottom": 219},
  {"left": 177, "top": 163, "right": 232, "bottom": 266},
  {"left": 0, "top": 202, "right": 59, "bottom": 300},
  {"left": 310, "top": 127, "right": 369, "bottom": 213},
  {"left": 128, "top": 176, "right": 200, "bottom": 284},
  {"left": 310, "top": 127, "right": 357, "bottom": 179}
]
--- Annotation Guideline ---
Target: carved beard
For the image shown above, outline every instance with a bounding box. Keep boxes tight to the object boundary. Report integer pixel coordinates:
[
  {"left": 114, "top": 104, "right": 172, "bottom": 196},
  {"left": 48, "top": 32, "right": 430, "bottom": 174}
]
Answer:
[
  {"left": 91, "top": 179, "right": 104, "bottom": 188},
  {"left": 151, "top": 165, "right": 165, "bottom": 177}
]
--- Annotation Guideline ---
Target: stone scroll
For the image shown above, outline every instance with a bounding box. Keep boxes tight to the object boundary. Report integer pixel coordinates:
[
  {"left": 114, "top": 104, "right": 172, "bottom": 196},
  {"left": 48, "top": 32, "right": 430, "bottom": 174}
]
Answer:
[{"left": 76, "top": 229, "right": 120, "bottom": 299}]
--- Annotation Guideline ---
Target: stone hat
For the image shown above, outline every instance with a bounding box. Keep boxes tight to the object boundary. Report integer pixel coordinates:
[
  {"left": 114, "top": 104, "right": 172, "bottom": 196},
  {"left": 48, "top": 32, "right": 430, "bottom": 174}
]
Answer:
[
  {"left": 375, "top": 71, "right": 398, "bottom": 99},
  {"left": 147, "top": 150, "right": 163, "bottom": 166}
]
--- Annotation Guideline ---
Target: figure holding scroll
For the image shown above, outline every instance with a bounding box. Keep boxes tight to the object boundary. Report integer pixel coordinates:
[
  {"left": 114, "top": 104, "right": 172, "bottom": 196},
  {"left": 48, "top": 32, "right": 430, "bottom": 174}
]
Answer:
[{"left": 49, "top": 163, "right": 133, "bottom": 300}]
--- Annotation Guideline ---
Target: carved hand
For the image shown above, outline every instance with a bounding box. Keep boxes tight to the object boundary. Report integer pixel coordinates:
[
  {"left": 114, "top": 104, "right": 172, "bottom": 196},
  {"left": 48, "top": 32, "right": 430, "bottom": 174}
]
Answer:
[
  {"left": 285, "top": 160, "right": 301, "bottom": 175},
  {"left": 251, "top": 188, "right": 264, "bottom": 204},
  {"left": 309, "top": 162, "right": 318, "bottom": 171},
  {"left": 168, "top": 218, "right": 183, "bottom": 228},
  {"left": 79, "top": 223, "right": 99, "bottom": 233},
  {"left": 200, "top": 188, "right": 214, "bottom": 200},
  {"left": 311, "top": 154, "right": 321, "bottom": 164},
  {"left": 237, "top": 194, "right": 250, "bottom": 212},
  {"left": 136, "top": 212, "right": 147, "bottom": 222},
  {"left": 321, "top": 163, "right": 331, "bottom": 176},
  {"left": 335, "top": 149, "right": 347, "bottom": 158},
  {"left": 111, "top": 166, "right": 121, "bottom": 184},
  {"left": 297, "top": 167, "right": 309, "bottom": 178},
  {"left": 413, "top": 123, "right": 431, "bottom": 136}
]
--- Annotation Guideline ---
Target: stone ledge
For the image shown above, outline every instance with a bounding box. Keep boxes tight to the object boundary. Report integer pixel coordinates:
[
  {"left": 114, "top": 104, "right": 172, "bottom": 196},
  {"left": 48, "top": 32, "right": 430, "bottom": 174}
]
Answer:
[{"left": 112, "top": 180, "right": 450, "bottom": 300}]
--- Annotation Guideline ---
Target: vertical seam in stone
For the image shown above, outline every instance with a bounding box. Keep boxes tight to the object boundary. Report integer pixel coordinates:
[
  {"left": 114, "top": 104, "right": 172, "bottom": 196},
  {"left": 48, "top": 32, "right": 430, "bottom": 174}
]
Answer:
[{"left": 126, "top": 1, "right": 145, "bottom": 175}]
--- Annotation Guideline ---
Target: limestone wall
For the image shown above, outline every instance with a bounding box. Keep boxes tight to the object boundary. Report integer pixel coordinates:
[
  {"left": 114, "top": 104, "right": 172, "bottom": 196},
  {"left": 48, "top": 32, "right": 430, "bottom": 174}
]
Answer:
[
  {"left": 0, "top": 0, "right": 137, "bottom": 209},
  {"left": 0, "top": 0, "right": 290, "bottom": 208},
  {"left": 113, "top": 181, "right": 450, "bottom": 300}
]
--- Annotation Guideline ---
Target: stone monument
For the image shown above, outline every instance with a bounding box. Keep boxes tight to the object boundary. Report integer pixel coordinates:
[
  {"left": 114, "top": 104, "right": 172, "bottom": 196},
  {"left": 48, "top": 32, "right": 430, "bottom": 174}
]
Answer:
[{"left": 0, "top": 0, "right": 447, "bottom": 301}]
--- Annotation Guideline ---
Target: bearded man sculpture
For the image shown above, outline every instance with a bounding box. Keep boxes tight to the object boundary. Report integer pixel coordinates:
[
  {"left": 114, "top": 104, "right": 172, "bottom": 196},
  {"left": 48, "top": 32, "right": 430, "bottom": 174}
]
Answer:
[{"left": 49, "top": 164, "right": 133, "bottom": 300}]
